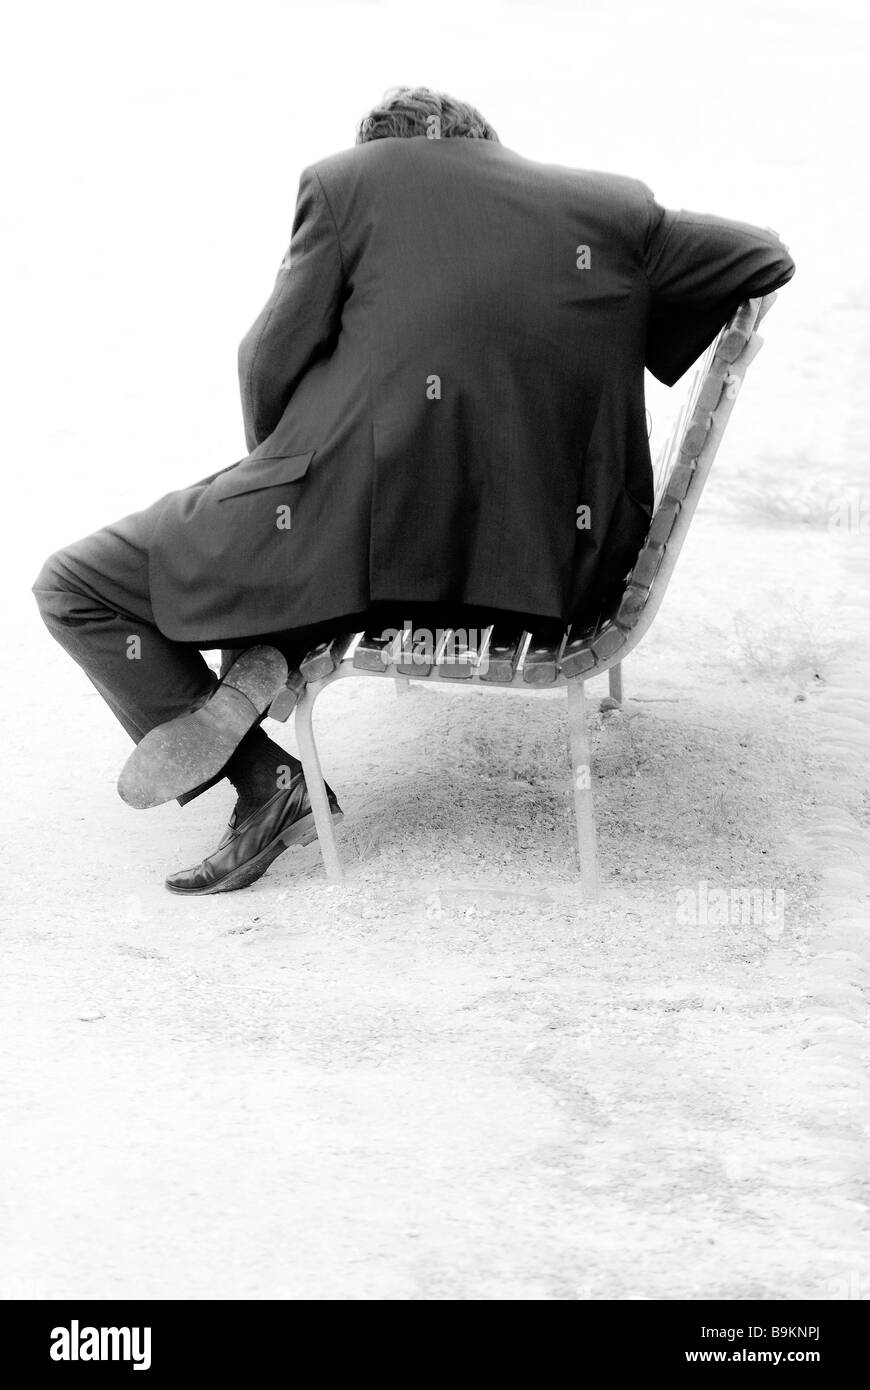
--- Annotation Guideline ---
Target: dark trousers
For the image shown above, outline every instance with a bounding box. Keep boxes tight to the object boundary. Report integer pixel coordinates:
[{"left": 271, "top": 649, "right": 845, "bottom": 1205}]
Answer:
[
  {"left": 32, "top": 506, "right": 373, "bottom": 804},
  {"left": 33, "top": 506, "right": 548, "bottom": 803}
]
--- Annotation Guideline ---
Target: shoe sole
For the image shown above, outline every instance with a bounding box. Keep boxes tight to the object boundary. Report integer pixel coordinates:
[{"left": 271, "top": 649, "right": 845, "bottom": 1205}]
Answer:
[
  {"left": 165, "top": 807, "right": 343, "bottom": 896},
  {"left": 118, "top": 646, "right": 289, "bottom": 809}
]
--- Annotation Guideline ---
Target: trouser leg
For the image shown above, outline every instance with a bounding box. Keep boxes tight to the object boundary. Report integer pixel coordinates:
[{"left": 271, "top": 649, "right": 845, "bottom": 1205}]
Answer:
[{"left": 32, "top": 508, "right": 218, "bottom": 745}]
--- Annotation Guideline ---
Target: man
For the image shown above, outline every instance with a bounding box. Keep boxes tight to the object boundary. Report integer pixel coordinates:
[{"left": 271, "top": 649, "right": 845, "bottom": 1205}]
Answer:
[{"left": 34, "top": 86, "right": 795, "bottom": 895}]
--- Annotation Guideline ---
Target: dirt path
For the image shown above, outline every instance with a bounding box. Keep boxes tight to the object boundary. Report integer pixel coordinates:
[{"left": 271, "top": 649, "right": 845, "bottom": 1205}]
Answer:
[{"left": 3, "top": 509, "right": 869, "bottom": 1299}]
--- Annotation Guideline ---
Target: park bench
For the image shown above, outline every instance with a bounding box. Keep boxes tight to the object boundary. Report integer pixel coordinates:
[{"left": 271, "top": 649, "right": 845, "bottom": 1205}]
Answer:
[{"left": 265, "top": 294, "right": 776, "bottom": 899}]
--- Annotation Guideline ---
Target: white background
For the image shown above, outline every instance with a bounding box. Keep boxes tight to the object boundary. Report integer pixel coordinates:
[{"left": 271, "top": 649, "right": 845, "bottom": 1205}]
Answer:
[{"left": 3, "top": 0, "right": 866, "bottom": 587}]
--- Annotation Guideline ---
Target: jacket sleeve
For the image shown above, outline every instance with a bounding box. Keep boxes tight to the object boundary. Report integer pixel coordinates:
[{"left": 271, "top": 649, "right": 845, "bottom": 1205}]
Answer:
[
  {"left": 238, "top": 166, "right": 344, "bottom": 453},
  {"left": 643, "top": 199, "right": 795, "bottom": 386}
]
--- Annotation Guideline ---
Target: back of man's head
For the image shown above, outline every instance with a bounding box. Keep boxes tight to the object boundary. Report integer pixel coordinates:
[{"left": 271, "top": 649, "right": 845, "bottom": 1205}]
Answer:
[{"left": 356, "top": 86, "right": 499, "bottom": 144}]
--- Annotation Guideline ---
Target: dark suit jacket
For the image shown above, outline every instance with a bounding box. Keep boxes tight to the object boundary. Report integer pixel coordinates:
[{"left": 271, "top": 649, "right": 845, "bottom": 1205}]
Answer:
[{"left": 148, "top": 137, "right": 794, "bottom": 641}]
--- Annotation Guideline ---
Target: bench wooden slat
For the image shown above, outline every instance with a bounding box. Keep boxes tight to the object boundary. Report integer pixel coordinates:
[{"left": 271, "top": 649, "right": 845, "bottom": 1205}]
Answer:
[
  {"left": 590, "top": 624, "right": 627, "bottom": 662},
  {"left": 697, "top": 363, "right": 728, "bottom": 412},
  {"left": 523, "top": 623, "right": 565, "bottom": 684},
  {"left": 299, "top": 631, "right": 356, "bottom": 682},
  {"left": 479, "top": 627, "right": 525, "bottom": 683},
  {"left": 438, "top": 626, "right": 479, "bottom": 680},
  {"left": 719, "top": 299, "right": 761, "bottom": 361},
  {"left": 561, "top": 646, "right": 597, "bottom": 677},
  {"left": 560, "top": 617, "right": 600, "bottom": 677},
  {"left": 396, "top": 624, "right": 433, "bottom": 676},
  {"left": 353, "top": 629, "right": 396, "bottom": 672},
  {"left": 616, "top": 583, "right": 648, "bottom": 627},
  {"left": 664, "top": 461, "right": 696, "bottom": 502},
  {"left": 681, "top": 412, "right": 712, "bottom": 459},
  {"left": 630, "top": 544, "right": 664, "bottom": 590},
  {"left": 647, "top": 498, "right": 681, "bottom": 548}
]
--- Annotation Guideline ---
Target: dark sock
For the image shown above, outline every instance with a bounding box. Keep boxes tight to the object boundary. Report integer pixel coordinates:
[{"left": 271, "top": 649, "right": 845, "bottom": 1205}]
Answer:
[{"left": 224, "top": 726, "right": 301, "bottom": 823}]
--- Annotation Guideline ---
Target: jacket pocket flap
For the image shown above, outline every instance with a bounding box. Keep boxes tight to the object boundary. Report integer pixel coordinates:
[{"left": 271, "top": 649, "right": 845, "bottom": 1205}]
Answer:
[{"left": 212, "top": 450, "right": 315, "bottom": 501}]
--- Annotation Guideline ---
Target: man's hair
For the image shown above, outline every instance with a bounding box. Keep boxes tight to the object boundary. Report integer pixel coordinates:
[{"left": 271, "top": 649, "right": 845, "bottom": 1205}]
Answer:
[{"left": 356, "top": 86, "right": 499, "bottom": 144}]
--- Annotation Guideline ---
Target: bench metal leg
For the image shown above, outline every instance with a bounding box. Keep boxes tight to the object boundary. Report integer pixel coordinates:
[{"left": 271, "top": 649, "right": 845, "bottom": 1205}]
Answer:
[
  {"left": 566, "top": 679, "right": 600, "bottom": 900},
  {"left": 294, "top": 683, "right": 345, "bottom": 885},
  {"left": 608, "top": 661, "right": 623, "bottom": 705}
]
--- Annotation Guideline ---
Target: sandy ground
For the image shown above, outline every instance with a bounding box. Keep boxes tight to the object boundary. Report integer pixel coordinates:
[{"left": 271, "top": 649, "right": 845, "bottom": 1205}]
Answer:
[
  {"left": 2, "top": 0, "right": 869, "bottom": 1301},
  {"left": 3, "top": 515, "right": 869, "bottom": 1300}
]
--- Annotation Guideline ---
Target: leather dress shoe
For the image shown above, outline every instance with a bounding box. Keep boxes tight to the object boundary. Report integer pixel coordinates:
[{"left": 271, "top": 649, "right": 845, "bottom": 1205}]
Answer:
[
  {"left": 118, "top": 646, "right": 289, "bottom": 809},
  {"left": 165, "top": 771, "right": 342, "bottom": 894}
]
